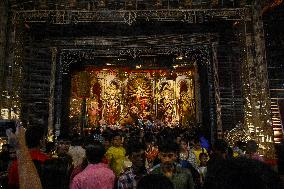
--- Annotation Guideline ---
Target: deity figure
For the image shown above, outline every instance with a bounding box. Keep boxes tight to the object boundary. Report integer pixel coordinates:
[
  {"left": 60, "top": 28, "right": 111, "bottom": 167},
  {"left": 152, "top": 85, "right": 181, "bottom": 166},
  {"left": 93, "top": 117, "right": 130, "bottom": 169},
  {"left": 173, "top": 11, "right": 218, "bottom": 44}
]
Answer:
[
  {"left": 87, "top": 95, "right": 101, "bottom": 126},
  {"left": 158, "top": 82, "right": 175, "bottom": 125},
  {"left": 104, "top": 81, "right": 121, "bottom": 125},
  {"left": 127, "top": 77, "right": 152, "bottom": 116},
  {"left": 86, "top": 79, "right": 102, "bottom": 127}
]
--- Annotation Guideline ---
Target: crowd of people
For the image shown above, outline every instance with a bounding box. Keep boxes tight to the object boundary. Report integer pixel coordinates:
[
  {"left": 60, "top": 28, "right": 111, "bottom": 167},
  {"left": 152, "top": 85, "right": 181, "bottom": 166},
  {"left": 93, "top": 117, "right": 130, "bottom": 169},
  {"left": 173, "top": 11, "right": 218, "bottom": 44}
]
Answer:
[{"left": 0, "top": 125, "right": 282, "bottom": 189}]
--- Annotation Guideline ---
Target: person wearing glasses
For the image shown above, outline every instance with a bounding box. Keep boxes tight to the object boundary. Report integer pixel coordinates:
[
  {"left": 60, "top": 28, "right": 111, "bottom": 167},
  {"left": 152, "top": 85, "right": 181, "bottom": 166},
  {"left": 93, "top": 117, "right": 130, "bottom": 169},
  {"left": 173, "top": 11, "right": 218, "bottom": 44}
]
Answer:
[{"left": 149, "top": 141, "right": 195, "bottom": 189}]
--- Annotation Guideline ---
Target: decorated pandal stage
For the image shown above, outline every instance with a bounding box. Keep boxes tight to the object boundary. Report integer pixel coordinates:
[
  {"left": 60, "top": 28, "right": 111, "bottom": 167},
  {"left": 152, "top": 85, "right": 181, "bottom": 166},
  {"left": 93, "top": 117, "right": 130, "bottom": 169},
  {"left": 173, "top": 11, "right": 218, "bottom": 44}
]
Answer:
[{"left": 69, "top": 66, "right": 197, "bottom": 130}]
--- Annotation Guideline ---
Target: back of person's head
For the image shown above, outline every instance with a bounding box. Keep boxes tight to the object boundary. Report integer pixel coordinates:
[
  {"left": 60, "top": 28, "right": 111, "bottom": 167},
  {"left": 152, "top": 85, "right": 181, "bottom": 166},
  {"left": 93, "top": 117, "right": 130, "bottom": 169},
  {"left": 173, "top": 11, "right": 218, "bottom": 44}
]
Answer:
[
  {"left": 85, "top": 143, "right": 105, "bottom": 164},
  {"left": 41, "top": 158, "right": 72, "bottom": 189},
  {"left": 158, "top": 140, "right": 179, "bottom": 154},
  {"left": 111, "top": 131, "right": 121, "bottom": 139},
  {"left": 137, "top": 174, "right": 174, "bottom": 189},
  {"left": 45, "top": 142, "right": 55, "bottom": 154},
  {"left": 71, "top": 134, "right": 83, "bottom": 146},
  {"left": 204, "top": 157, "right": 281, "bottom": 189},
  {"left": 126, "top": 140, "right": 145, "bottom": 156},
  {"left": 246, "top": 140, "right": 258, "bottom": 153},
  {"left": 25, "top": 126, "right": 44, "bottom": 149},
  {"left": 213, "top": 139, "right": 228, "bottom": 154},
  {"left": 235, "top": 141, "right": 246, "bottom": 150},
  {"left": 193, "top": 137, "right": 200, "bottom": 144}
]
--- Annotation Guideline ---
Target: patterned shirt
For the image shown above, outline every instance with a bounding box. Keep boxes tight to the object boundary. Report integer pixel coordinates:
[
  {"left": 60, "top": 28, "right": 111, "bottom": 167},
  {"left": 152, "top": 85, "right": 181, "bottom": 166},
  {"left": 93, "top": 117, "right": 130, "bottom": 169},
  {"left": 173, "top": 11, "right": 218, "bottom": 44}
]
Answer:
[
  {"left": 71, "top": 163, "right": 115, "bottom": 189},
  {"left": 117, "top": 168, "right": 147, "bottom": 189},
  {"left": 187, "top": 149, "right": 198, "bottom": 169}
]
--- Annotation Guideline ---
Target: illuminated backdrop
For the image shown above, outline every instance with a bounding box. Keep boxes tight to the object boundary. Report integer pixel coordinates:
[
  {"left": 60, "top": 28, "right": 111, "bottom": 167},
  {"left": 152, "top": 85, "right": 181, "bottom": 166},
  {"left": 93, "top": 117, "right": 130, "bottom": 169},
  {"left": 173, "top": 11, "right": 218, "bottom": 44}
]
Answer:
[{"left": 69, "top": 67, "right": 196, "bottom": 129}]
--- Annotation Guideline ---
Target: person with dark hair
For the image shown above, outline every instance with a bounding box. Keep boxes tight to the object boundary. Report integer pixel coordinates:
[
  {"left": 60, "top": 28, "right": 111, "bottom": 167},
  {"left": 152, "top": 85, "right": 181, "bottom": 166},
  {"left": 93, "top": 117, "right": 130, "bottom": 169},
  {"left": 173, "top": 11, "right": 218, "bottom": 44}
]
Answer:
[
  {"left": 192, "top": 138, "right": 208, "bottom": 166},
  {"left": 232, "top": 141, "right": 245, "bottom": 157},
  {"left": 117, "top": 141, "right": 146, "bottom": 189},
  {"left": 0, "top": 144, "right": 12, "bottom": 189},
  {"left": 206, "top": 139, "right": 228, "bottom": 180},
  {"left": 245, "top": 140, "right": 264, "bottom": 162},
  {"left": 198, "top": 152, "right": 208, "bottom": 185},
  {"left": 71, "top": 143, "right": 115, "bottom": 189},
  {"left": 45, "top": 142, "right": 55, "bottom": 157},
  {"left": 8, "top": 126, "right": 49, "bottom": 189},
  {"left": 25, "top": 126, "right": 45, "bottom": 149},
  {"left": 137, "top": 174, "right": 174, "bottom": 189},
  {"left": 56, "top": 137, "right": 71, "bottom": 156},
  {"left": 179, "top": 138, "right": 202, "bottom": 189},
  {"left": 105, "top": 132, "right": 126, "bottom": 176},
  {"left": 41, "top": 157, "right": 73, "bottom": 189},
  {"left": 149, "top": 141, "right": 195, "bottom": 189},
  {"left": 203, "top": 157, "right": 282, "bottom": 189},
  {"left": 0, "top": 144, "right": 11, "bottom": 172}
]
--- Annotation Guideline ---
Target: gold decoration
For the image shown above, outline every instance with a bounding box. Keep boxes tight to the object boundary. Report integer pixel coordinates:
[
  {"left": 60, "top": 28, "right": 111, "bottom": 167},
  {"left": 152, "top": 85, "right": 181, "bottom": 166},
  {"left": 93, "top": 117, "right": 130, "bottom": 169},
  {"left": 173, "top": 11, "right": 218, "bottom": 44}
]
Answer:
[
  {"left": 241, "top": 4, "right": 276, "bottom": 160},
  {"left": 103, "top": 80, "right": 121, "bottom": 125},
  {"left": 75, "top": 71, "right": 91, "bottom": 98},
  {"left": 69, "top": 69, "right": 197, "bottom": 128},
  {"left": 224, "top": 123, "right": 251, "bottom": 147},
  {"left": 157, "top": 81, "right": 176, "bottom": 125},
  {"left": 127, "top": 76, "right": 152, "bottom": 118}
]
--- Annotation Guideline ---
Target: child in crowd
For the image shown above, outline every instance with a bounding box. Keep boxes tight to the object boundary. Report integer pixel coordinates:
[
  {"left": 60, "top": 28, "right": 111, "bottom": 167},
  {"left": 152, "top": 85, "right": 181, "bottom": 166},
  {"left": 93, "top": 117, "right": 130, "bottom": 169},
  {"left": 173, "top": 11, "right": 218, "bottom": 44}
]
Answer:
[
  {"left": 193, "top": 138, "right": 209, "bottom": 166},
  {"left": 179, "top": 138, "right": 190, "bottom": 168},
  {"left": 198, "top": 152, "right": 208, "bottom": 184}
]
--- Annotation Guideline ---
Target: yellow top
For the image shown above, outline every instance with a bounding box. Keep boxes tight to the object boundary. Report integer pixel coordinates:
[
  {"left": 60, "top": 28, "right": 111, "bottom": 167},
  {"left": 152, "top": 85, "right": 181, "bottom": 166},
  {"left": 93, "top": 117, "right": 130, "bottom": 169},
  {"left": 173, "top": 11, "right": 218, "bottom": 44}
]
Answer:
[
  {"left": 193, "top": 148, "right": 209, "bottom": 166},
  {"left": 106, "top": 146, "right": 126, "bottom": 176}
]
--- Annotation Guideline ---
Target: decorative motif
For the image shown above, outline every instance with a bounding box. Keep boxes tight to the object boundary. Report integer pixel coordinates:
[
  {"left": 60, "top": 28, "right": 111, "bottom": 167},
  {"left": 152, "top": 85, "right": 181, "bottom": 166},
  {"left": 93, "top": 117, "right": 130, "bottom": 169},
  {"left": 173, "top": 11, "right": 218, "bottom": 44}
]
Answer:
[
  {"left": 13, "top": 8, "right": 250, "bottom": 25},
  {"left": 103, "top": 80, "right": 122, "bottom": 125},
  {"left": 127, "top": 76, "right": 152, "bottom": 119},
  {"left": 87, "top": 78, "right": 102, "bottom": 126},
  {"left": 157, "top": 81, "right": 175, "bottom": 125}
]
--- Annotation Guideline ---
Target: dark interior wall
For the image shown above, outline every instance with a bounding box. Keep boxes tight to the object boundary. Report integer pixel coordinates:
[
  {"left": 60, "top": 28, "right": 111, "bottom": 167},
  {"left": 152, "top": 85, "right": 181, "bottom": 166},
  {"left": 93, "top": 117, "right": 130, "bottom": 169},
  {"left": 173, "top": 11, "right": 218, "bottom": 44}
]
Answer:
[
  {"left": 216, "top": 23, "right": 244, "bottom": 132},
  {"left": 0, "top": 0, "right": 8, "bottom": 114},
  {"left": 263, "top": 4, "right": 284, "bottom": 143},
  {"left": 263, "top": 4, "right": 284, "bottom": 100},
  {"left": 21, "top": 47, "right": 51, "bottom": 129}
]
